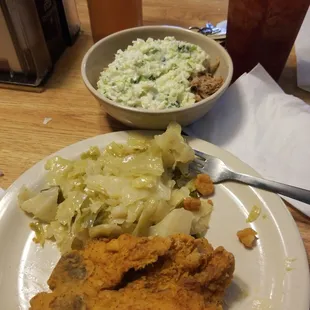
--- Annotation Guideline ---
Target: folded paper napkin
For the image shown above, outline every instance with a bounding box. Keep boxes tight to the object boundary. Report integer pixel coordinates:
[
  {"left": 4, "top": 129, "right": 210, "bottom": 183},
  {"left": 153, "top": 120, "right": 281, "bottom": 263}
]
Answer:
[
  {"left": 0, "top": 188, "right": 5, "bottom": 201},
  {"left": 296, "top": 6, "right": 310, "bottom": 92},
  {"left": 185, "top": 64, "right": 310, "bottom": 217}
]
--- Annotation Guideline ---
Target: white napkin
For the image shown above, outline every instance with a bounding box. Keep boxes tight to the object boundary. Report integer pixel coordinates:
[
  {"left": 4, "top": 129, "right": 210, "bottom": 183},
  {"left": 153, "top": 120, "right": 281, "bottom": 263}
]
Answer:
[
  {"left": 185, "top": 64, "right": 310, "bottom": 217},
  {"left": 0, "top": 188, "right": 5, "bottom": 201},
  {"left": 296, "top": 6, "right": 310, "bottom": 92}
]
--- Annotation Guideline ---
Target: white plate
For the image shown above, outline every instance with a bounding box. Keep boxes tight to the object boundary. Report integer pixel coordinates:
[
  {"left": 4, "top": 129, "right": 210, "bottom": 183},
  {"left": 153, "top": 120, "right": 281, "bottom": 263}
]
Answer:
[{"left": 0, "top": 131, "right": 309, "bottom": 310}]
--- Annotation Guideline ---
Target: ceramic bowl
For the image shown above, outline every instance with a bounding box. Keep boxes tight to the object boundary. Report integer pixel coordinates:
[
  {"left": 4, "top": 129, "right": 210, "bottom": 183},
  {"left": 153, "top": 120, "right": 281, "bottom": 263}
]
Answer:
[{"left": 81, "top": 26, "right": 233, "bottom": 129}]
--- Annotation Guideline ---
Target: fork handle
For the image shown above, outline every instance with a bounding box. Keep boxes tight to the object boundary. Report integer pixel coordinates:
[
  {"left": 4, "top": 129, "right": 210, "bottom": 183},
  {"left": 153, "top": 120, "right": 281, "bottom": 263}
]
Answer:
[{"left": 231, "top": 172, "right": 310, "bottom": 205}]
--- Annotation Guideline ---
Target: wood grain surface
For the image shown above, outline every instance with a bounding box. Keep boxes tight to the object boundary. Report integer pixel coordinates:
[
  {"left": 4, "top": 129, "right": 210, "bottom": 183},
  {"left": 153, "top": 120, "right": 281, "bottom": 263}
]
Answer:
[{"left": 0, "top": 0, "right": 309, "bottom": 265}]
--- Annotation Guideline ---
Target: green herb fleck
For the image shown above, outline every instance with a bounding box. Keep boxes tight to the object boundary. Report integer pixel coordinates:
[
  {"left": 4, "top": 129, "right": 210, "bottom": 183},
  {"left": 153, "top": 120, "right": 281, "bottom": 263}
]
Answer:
[
  {"left": 190, "top": 190, "right": 200, "bottom": 198},
  {"left": 178, "top": 45, "right": 191, "bottom": 53}
]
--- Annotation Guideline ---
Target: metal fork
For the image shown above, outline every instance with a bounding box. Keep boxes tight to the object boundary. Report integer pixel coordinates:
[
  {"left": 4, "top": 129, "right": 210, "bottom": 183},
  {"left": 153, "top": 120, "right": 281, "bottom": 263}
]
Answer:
[{"left": 191, "top": 149, "right": 310, "bottom": 205}]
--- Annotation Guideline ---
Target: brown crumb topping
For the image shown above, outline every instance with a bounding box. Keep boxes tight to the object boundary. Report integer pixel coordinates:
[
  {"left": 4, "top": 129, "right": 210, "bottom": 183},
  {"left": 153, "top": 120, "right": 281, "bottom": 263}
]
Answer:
[
  {"left": 183, "top": 197, "right": 201, "bottom": 211},
  {"left": 190, "top": 71, "right": 224, "bottom": 102},
  {"left": 237, "top": 228, "right": 257, "bottom": 249},
  {"left": 194, "top": 174, "right": 214, "bottom": 197}
]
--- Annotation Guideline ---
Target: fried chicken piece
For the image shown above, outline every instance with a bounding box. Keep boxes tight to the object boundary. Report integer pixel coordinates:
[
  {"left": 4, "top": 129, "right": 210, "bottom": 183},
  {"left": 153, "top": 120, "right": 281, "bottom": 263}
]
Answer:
[
  {"left": 31, "top": 291, "right": 87, "bottom": 310},
  {"left": 237, "top": 228, "right": 257, "bottom": 248},
  {"left": 30, "top": 234, "right": 234, "bottom": 310},
  {"left": 190, "top": 73, "right": 224, "bottom": 101},
  {"left": 31, "top": 234, "right": 171, "bottom": 309},
  {"left": 107, "top": 235, "right": 235, "bottom": 310},
  {"left": 49, "top": 234, "right": 171, "bottom": 291},
  {"left": 195, "top": 174, "right": 215, "bottom": 196}
]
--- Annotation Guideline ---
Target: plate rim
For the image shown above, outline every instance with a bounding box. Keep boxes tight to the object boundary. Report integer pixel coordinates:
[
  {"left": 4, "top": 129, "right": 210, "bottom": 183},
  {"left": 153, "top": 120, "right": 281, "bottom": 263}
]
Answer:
[{"left": 0, "top": 130, "right": 309, "bottom": 309}]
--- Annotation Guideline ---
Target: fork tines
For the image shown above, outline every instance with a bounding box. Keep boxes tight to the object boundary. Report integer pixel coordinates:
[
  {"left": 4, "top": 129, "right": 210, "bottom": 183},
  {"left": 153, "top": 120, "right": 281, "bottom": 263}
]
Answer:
[{"left": 194, "top": 149, "right": 209, "bottom": 160}]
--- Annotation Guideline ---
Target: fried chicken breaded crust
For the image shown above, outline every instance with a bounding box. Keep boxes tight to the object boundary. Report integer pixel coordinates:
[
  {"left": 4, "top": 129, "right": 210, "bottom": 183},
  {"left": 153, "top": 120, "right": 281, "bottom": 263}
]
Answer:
[{"left": 30, "top": 234, "right": 234, "bottom": 310}]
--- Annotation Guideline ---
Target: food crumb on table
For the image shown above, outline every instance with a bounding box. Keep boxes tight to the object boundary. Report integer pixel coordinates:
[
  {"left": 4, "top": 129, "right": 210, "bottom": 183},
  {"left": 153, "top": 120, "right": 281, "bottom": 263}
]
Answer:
[{"left": 43, "top": 117, "right": 52, "bottom": 125}]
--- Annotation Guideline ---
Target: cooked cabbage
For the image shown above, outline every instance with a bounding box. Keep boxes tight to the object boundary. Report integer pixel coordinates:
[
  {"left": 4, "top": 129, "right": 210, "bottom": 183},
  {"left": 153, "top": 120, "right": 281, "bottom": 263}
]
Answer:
[
  {"left": 19, "top": 123, "right": 213, "bottom": 253},
  {"left": 19, "top": 187, "right": 59, "bottom": 222},
  {"left": 246, "top": 205, "right": 261, "bottom": 223},
  {"left": 190, "top": 200, "right": 213, "bottom": 235},
  {"left": 30, "top": 222, "right": 45, "bottom": 246},
  {"left": 149, "top": 209, "right": 194, "bottom": 237},
  {"left": 155, "top": 122, "right": 195, "bottom": 168}
]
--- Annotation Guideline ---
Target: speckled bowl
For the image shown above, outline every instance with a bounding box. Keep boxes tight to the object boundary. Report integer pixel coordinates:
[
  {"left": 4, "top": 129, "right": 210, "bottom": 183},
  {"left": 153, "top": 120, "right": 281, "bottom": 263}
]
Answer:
[{"left": 81, "top": 25, "right": 233, "bottom": 129}]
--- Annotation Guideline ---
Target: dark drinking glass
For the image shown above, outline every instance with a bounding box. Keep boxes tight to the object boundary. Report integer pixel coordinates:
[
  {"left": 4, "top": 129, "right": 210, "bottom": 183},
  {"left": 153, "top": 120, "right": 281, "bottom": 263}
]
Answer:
[
  {"left": 87, "top": 0, "right": 143, "bottom": 43},
  {"left": 226, "top": 0, "right": 310, "bottom": 81}
]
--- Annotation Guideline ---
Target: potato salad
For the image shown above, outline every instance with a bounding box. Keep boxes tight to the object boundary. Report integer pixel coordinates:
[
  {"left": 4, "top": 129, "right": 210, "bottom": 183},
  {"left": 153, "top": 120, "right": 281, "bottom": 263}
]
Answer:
[{"left": 97, "top": 37, "right": 209, "bottom": 110}]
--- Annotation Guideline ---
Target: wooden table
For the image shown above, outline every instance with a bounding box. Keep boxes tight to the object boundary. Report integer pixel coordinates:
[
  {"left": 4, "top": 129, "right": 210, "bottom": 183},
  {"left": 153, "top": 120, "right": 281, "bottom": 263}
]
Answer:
[{"left": 0, "top": 0, "right": 309, "bottom": 265}]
